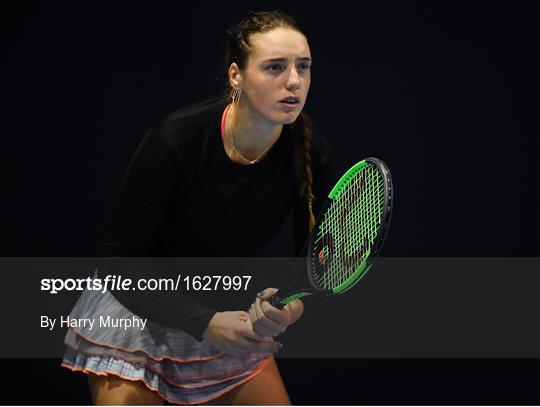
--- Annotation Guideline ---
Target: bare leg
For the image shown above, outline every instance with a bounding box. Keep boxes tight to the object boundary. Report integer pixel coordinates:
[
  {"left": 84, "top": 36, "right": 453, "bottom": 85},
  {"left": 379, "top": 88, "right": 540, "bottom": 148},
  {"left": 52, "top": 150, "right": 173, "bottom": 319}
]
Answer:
[
  {"left": 88, "top": 373, "right": 164, "bottom": 405},
  {"left": 203, "top": 356, "right": 291, "bottom": 405}
]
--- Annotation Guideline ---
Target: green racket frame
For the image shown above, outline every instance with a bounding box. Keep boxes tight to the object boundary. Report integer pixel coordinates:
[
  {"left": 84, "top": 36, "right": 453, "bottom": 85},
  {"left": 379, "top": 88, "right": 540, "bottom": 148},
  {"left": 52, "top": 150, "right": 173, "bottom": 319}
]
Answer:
[{"left": 271, "top": 157, "right": 393, "bottom": 308}]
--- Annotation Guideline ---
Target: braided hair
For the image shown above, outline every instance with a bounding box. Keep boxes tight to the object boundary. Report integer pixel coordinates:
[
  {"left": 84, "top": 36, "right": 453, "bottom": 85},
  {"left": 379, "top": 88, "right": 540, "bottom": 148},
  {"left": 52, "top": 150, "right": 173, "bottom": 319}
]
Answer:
[{"left": 224, "top": 10, "right": 317, "bottom": 233}]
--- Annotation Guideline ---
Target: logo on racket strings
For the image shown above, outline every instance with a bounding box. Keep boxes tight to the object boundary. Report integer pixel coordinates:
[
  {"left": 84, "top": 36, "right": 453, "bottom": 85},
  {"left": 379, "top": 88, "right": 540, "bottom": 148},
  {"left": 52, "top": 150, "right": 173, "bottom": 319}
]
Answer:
[{"left": 318, "top": 248, "right": 325, "bottom": 263}]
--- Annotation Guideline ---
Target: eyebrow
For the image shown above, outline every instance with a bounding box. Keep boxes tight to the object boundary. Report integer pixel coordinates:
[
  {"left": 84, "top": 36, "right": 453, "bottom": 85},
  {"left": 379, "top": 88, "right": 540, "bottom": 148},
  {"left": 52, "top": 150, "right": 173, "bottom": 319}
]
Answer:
[{"left": 262, "top": 57, "right": 312, "bottom": 63}]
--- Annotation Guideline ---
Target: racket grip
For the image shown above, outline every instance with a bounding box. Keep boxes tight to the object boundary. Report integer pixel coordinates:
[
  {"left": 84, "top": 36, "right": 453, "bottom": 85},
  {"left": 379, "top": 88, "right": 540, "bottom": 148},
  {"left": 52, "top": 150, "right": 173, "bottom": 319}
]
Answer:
[{"left": 270, "top": 288, "right": 318, "bottom": 309}]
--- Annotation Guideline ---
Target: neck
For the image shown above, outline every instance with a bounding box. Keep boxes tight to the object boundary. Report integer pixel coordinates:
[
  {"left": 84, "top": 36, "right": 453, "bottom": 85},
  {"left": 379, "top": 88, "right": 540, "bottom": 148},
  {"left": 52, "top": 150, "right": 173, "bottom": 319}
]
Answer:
[{"left": 228, "top": 102, "right": 282, "bottom": 158}]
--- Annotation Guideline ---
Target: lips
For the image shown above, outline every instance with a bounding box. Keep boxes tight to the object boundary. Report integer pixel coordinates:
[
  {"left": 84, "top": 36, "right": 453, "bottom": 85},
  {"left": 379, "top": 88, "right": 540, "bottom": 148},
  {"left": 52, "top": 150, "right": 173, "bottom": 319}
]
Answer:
[{"left": 280, "top": 96, "right": 300, "bottom": 104}]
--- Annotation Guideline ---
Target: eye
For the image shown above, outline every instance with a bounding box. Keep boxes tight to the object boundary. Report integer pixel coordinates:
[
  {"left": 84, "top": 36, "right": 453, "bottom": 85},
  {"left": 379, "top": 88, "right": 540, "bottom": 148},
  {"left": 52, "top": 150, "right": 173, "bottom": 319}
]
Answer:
[
  {"left": 266, "top": 64, "right": 284, "bottom": 73},
  {"left": 298, "top": 62, "right": 311, "bottom": 71}
]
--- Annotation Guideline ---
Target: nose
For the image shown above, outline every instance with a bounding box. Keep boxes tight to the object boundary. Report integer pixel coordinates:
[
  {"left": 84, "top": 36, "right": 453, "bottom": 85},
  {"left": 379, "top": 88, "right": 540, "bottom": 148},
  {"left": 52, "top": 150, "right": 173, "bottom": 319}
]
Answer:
[{"left": 286, "top": 67, "right": 301, "bottom": 91}]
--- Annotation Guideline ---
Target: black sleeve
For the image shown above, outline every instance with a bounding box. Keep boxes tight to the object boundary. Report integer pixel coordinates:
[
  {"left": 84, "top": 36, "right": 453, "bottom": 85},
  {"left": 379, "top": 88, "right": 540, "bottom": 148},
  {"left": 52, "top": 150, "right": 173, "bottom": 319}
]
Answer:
[
  {"left": 292, "top": 129, "right": 340, "bottom": 318},
  {"left": 100, "top": 126, "right": 216, "bottom": 341}
]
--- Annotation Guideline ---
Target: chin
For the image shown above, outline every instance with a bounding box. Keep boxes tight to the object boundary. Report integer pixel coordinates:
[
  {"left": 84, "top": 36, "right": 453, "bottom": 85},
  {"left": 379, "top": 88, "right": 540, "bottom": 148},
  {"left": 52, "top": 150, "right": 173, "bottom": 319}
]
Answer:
[{"left": 280, "top": 111, "right": 302, "bottom": 125}]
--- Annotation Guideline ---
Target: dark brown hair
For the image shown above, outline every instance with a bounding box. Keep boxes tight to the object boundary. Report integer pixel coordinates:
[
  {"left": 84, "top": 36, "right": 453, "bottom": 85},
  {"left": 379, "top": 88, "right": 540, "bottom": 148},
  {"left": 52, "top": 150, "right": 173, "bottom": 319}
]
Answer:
[{"left": 224, "top": 10, "right": 317, "bottom": 232}]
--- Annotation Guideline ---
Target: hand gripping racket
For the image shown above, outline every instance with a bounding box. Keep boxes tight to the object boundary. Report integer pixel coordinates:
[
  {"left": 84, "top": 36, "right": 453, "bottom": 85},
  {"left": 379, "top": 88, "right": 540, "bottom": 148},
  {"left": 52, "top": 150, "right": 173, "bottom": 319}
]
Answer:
[{"left": 271, "top": 157, "right": 393, "bottom": 308}]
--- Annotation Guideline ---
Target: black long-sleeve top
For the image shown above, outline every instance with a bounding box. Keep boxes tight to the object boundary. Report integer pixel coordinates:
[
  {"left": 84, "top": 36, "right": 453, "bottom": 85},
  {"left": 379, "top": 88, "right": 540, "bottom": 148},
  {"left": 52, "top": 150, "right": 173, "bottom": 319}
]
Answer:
[{"left": 98, "top": 96, "right": 339, "bottom": 341}]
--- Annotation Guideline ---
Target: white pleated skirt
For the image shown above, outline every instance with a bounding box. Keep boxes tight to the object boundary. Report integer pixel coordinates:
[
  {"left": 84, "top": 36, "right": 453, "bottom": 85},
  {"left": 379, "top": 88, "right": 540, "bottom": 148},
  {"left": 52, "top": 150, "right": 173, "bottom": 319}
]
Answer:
[{"left": 61, "top": 281, "right": 270, "bottom": 405}]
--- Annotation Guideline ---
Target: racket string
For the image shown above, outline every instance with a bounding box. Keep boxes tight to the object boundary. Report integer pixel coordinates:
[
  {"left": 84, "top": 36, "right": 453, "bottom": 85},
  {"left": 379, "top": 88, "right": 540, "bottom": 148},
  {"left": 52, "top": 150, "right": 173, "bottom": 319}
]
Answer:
[{"left": 312, "top": 164, "right": 385, "bottom": 290}]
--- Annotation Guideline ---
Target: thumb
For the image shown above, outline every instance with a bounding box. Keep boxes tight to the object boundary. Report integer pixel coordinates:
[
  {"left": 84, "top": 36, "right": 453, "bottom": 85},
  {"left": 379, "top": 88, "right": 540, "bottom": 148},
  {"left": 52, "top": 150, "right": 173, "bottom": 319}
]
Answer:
[{"left": 256, "top": 287, "right": 278, "bottom": 302}]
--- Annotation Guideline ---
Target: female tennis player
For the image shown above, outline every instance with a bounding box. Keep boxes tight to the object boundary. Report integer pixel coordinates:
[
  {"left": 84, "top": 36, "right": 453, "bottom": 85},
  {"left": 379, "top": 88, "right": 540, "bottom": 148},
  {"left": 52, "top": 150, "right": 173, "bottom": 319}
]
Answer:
[{"left": 61, "top": 10, "right": 338, "bottom": 405}]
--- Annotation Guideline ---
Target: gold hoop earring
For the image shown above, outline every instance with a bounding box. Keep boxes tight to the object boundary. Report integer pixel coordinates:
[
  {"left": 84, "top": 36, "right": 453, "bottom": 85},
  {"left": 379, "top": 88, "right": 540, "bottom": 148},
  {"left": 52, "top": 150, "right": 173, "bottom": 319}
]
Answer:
[{"left": 231, "top": 88, "right": 241, "bottom": 105}]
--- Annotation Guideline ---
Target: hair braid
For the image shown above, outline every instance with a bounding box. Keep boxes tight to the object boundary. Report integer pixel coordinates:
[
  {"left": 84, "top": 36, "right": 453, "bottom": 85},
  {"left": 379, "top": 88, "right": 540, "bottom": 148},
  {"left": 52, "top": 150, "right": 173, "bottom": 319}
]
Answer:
[{"left": 292, "top": 112, "right": 316, "bottom": 233}]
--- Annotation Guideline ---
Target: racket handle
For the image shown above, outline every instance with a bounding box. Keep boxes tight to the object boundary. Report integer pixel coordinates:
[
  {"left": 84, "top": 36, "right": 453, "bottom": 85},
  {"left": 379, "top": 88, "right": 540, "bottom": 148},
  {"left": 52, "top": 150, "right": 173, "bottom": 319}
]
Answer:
[{"left": 270, "top": 288, "right": 319, "bottom": 309}]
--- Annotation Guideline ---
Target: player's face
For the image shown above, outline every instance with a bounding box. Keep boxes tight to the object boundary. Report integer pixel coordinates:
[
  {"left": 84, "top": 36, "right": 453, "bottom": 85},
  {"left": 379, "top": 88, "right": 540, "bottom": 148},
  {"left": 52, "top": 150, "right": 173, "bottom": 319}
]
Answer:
[{"left": 242, "top": 27, "right": 312, "bottom": 125}]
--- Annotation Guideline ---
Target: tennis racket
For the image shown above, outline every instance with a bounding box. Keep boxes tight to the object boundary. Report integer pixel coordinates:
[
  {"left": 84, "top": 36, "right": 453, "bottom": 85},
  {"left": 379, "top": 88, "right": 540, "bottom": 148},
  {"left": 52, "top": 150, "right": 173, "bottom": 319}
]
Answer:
[{"left": 270, "top": 157, "right": 393, "bottom": 308}]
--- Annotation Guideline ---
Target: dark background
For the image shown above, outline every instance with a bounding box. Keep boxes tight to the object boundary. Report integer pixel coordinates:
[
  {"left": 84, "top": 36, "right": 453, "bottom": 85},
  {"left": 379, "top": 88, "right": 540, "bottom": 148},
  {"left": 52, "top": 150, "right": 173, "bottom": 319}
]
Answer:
[{"left": 3, "top": 1, "right": 539, "bottom": 404}]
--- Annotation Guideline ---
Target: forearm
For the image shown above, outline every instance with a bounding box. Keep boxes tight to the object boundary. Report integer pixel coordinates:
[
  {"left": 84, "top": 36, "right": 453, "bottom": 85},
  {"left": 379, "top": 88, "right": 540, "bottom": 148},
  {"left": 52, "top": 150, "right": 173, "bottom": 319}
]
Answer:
[{"left": 99, "top": 258, "right": 216, "bottom": 341}]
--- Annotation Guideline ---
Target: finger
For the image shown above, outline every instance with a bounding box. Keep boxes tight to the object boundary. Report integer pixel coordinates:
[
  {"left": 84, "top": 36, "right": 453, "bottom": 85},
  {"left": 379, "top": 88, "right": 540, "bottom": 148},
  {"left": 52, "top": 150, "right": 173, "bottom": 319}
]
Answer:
[
  {"left": 256, "top": 287, "right": 278, "bottom": 302},
  {"left": 251, "top": 297, "right": 265, "bottom": 323},
  {"left": 244, "top": 335, "right": 274, "bottom": 344},
  {"left": 283, "top": 298, "right": 302, "bottom": 311},
  {"left": 238, "top": 336, "right": 281, "bottom": 354},
  {"left": 248, "top": 311, "right": 272, "bottom": 340},
  {"left": 228, "top": 327, "right": 273, "bottom": 355},
  {"left": 242, "top": 318, "right": 269, "bottom": 342},
  {"left": 231, "top": 336, "right": 264, "bottom": 354},
  {"left": 252, "top": 298, "right": 284, "bottom": 336},
  {"left": 240, "top": 311, "right": 272, "bottom": 341},
  {"left": 260, "top": 300, "right": 290, "bottom": 325},
  {"left": 248, "top": 303, "right": 257, "bottom": 328},
  {"left": 251, "top": 298, "right": 282, "bottom": 336},
  {"left": 252, "top": 317, "right": 281, "bottom": 337},
  {"left": 250, "top": 299, "right": 277, "bottom": 337},
  {"left": 233, "top": 307, "right": 269, "bottom": 340}
]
